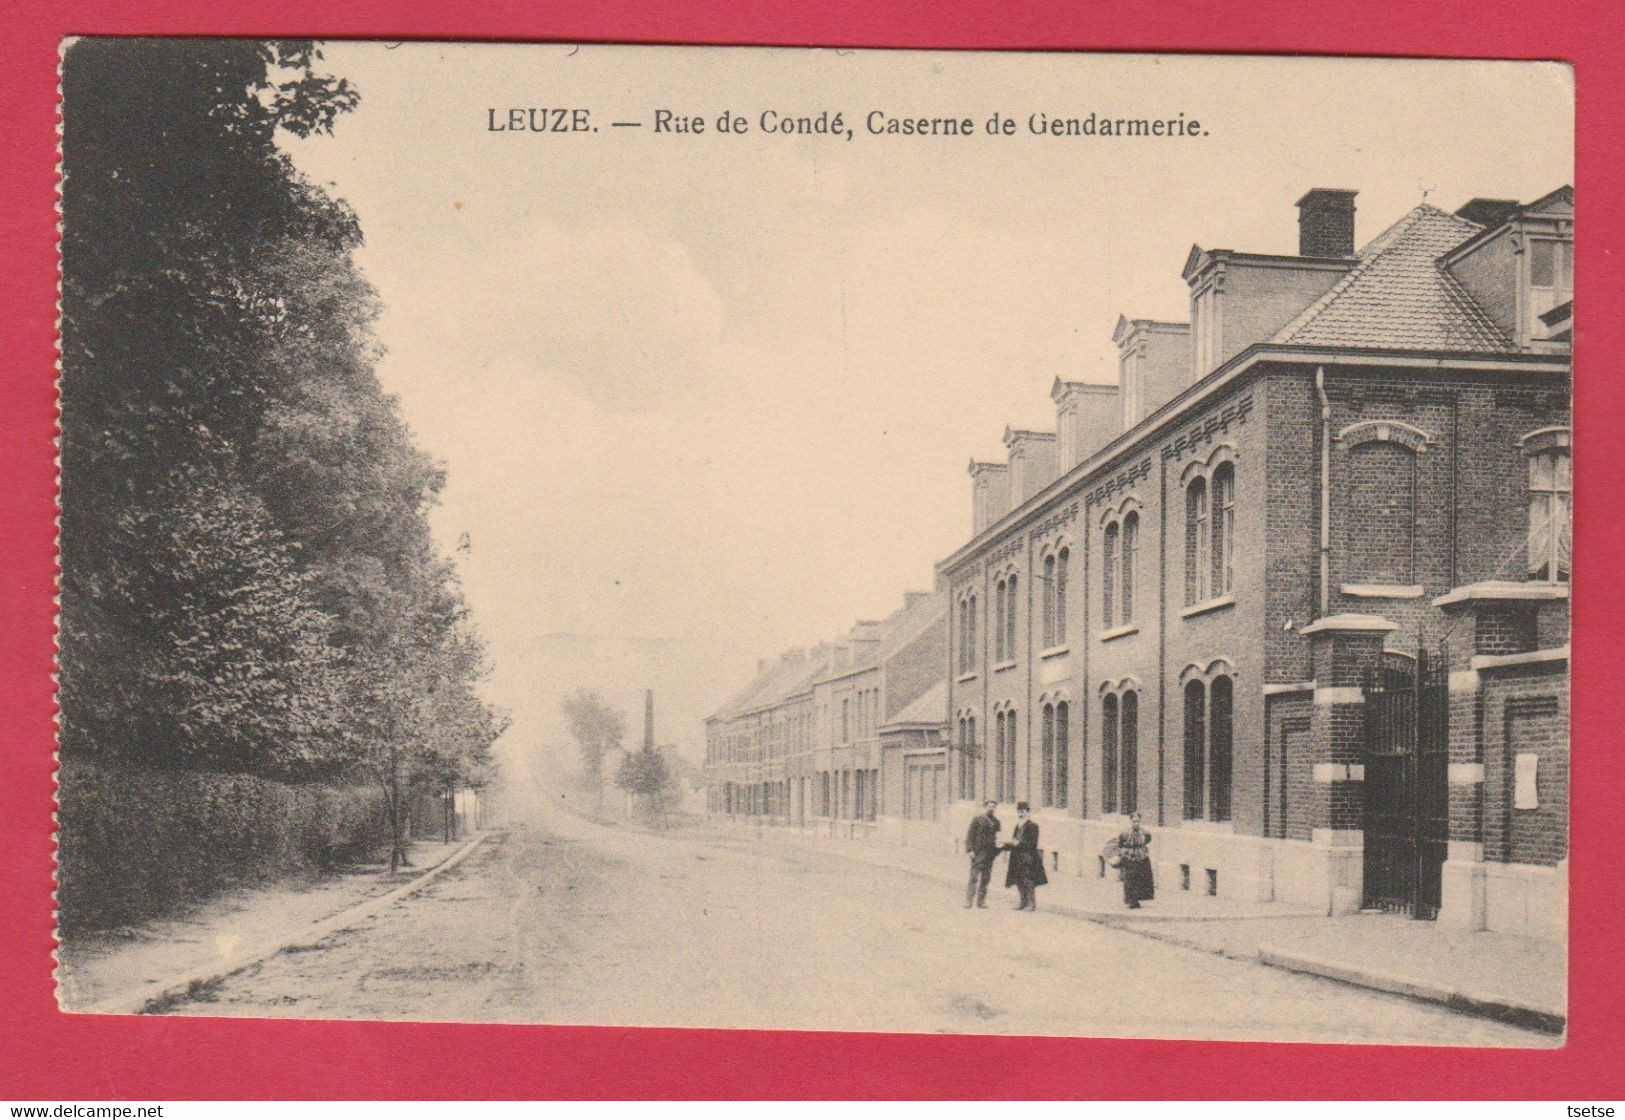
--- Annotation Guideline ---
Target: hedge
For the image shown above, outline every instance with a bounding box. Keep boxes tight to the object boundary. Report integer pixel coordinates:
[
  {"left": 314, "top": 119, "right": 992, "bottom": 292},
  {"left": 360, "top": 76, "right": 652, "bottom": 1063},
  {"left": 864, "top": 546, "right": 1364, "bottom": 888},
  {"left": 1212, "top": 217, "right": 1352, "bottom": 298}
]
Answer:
[{"left": 56, "top": 759, "right": 390, "bottom": 934}]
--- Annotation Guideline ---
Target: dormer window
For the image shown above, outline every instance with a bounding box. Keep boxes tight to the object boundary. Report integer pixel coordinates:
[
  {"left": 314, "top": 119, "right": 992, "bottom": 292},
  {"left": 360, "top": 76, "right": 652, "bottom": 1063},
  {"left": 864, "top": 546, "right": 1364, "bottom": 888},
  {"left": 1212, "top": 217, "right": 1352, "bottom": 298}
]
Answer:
[
  {"left": 1527, "top": 238, "right": 1573, "bottom": 341},
  {"left": 1192, "top": 284, "right": 1219, "bottom": 380},
  {"left": 1120, "top": 354, "right": 1142, "bottom": 427}
]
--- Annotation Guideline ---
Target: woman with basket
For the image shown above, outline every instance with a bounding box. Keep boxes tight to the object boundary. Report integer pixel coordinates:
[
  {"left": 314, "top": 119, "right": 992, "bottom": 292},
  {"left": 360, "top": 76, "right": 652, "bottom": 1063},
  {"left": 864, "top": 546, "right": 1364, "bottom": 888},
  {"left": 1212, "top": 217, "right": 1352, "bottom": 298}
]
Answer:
[{"left": 1104, "top": 812, "right": 1155, "bottom": 909}]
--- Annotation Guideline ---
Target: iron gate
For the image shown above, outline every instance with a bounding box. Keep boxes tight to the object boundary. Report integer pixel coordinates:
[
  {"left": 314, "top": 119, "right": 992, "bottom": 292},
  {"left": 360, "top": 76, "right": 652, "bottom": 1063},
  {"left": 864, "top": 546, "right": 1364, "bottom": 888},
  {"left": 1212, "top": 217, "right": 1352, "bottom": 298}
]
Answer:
[{"left": 1361, "top": 648, "right": 1449, "bottom": 918}]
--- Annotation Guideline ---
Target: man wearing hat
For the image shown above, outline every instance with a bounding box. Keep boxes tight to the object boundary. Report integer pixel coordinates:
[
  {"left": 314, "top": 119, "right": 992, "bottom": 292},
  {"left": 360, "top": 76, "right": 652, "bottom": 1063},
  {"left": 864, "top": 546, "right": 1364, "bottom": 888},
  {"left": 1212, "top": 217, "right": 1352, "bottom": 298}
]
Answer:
[
  {"left": 963, "top": 799, "right": 1001, "bottom": 908},
  {"left": 1003, "top": 801, "right": 1048, "bottom": 911}
]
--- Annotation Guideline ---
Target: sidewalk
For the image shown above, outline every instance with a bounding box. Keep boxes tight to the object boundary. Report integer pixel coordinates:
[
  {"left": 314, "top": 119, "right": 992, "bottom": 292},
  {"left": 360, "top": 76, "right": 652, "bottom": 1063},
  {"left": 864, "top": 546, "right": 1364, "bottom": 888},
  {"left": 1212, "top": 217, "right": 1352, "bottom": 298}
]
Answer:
[
  {"left": 725, "top": 819, "right": 1567, "bottom": 1033},
  {"left": 57, "top": 835, "right": 479, "bottom": 1013}
]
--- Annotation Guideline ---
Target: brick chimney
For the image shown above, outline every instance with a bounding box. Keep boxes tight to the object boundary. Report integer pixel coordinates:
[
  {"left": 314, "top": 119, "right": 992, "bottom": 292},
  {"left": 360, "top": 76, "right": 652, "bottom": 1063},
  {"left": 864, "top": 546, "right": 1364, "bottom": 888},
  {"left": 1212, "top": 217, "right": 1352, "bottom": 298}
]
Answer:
[
  {"left": 643, "top": 689, "right": 654, "bottom": 751},
  {"left": 1296, "top": 188, "right": 1358, "bottom": 257}
]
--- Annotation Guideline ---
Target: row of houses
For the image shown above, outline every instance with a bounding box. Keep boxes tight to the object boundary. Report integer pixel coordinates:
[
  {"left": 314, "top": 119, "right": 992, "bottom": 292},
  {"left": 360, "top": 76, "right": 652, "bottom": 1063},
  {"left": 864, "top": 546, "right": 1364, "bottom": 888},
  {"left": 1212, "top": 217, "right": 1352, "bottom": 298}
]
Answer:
[{"left": 705, "top": 185, "right": 1572, "bottom": 940}]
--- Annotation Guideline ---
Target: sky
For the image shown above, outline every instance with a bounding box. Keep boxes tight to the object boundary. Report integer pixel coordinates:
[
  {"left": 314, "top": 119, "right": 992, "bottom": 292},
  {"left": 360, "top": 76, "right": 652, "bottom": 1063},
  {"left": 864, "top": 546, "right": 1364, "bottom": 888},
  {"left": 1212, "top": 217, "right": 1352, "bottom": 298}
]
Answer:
[{"left": 282, "top": 45, "right": 1572, "bottom": 767}]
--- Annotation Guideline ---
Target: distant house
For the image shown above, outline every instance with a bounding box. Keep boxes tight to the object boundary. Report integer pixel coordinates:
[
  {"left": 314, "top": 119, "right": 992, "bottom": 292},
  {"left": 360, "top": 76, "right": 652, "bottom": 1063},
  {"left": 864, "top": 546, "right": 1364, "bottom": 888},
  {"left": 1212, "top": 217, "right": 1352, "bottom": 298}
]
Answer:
[{"left": 703, "top": 590, "right": 947, "bottom": 836}]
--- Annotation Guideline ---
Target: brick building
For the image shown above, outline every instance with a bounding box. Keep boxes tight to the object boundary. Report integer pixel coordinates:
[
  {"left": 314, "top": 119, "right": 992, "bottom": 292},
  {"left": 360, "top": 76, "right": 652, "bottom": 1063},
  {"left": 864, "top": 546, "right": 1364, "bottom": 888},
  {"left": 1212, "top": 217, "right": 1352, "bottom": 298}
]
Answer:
[
  {"left": 705, "top": 590, "right": 948, "bottom": 835},
  {"left": 938, "top": 187, "right": 1571, "bottom": 937}
]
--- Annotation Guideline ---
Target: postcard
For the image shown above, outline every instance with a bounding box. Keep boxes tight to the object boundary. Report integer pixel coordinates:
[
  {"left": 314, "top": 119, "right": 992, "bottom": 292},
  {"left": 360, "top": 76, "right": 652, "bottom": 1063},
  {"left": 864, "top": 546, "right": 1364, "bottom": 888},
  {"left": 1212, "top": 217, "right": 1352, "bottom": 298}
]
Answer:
[{"left": 54, "top": 40, "right": 1572, "bottom": 1045}]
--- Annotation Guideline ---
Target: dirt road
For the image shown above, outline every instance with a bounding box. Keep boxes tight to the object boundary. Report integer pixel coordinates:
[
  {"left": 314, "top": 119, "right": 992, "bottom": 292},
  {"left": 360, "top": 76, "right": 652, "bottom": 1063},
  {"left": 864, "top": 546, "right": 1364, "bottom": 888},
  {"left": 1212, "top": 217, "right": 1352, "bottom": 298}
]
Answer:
[{"left": 165, "top": 807, "right": 1544, "bottom": 1044}]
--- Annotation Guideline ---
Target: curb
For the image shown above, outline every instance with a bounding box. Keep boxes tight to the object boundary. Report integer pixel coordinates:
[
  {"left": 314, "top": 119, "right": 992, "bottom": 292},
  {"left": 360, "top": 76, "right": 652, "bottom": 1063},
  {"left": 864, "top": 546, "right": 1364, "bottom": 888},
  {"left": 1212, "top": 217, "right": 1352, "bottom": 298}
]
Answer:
[
  {"left": 1258, "top": 944, "right": 1566, "bottom": 1035},
  {"left": 78, "top": 830, "right": 497, "bottom": 1016}
]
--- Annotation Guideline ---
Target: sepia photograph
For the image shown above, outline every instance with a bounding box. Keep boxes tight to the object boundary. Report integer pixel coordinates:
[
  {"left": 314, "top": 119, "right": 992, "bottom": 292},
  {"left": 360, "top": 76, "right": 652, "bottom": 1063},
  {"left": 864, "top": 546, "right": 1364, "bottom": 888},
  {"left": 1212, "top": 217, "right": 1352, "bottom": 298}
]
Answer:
[{"left": 53, "top": 40, "right": 1573, "bottom": 1047}]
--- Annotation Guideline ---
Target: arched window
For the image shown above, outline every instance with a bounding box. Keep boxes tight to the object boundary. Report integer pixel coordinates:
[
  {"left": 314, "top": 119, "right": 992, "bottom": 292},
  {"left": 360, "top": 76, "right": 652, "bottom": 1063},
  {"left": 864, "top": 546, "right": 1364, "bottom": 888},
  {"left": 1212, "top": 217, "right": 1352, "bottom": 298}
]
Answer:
[
  {"left": 967, "top": 594, "right": 977, "bottom": 671},
  {"left": 1528, "top": 445, "right": 1571, "bottom": 582},
  {"left": 949, "top": 715, "right": 962, "bottom": 796},
  {"left": 1055, "top": 547, "right": 1070, "bottom": 645},
  {"left": 956, "top": 716, "right": 968, "bottom": 800},
  {"left": 1005, "top": 576, "right": 1018, "bottom": 662},
  {"left": 1120, "top": 691, "right": 1138, "bottom": 815},
  {"left": 1102, "top": 693, "right": 1120, "bottom": 814},
  {"left": 1054, "top": 701, "right": 1070, "bottom": 809},
  {"left": 1209, "top": 675, "right": 1233, "bottom": 822},
  {"left": 1183, "top": 674, "right": 1234, "bottom": 821},
  {"left": 1041, "top": 703, "right": 1056, "bottom": 807},
  {"left": 1103, "top": 521, "right": 1120, "bottom": 629},
  {"left": 1120, "top": 513, "right": 1138, "bottom": 624},
  {"left": 1186, "top": 477, "right": 1210, "bottom": 604},
  {"left": 964, "top": 715, "right": 977, "bottom": 799},
  {"left": 1211, "top": 463, "right": 1234, "bottom": 596},
  {"left": 1183, "top": 680, "right": 1207, "bottom": 820},
  {"left": 1042, "top": 554, "right": 1057, "bottom": 647},
  {"left": 957, "top": 599, "right": 967, "bottom": 673},
  {"left": 994, "top": 578, "right": 1007, "bottom": 662},
  {"left": 1003, "top": 708, "right": 1018, "bottom": 802},
  {"left": 1346, "top": 441, "right": 1416, "bottom": 583},
  {"left": 993, "top": 710, "right": 1007, "bottom": 802}
]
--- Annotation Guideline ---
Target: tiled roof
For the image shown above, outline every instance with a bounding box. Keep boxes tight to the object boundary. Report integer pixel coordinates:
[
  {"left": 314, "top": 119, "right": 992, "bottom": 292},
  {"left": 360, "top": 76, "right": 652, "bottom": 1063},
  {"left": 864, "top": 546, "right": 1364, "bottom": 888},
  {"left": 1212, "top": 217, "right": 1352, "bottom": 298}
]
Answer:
[{"left": 1272, "top": 205, "right": 1512, "bottom": 353}]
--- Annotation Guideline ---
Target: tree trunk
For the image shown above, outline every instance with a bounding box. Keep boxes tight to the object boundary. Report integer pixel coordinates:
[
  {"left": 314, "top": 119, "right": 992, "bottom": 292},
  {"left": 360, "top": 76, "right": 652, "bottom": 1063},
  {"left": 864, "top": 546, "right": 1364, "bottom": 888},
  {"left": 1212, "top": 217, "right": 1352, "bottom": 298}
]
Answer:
[{"left": 387, "top": 739, "right": 411, "bottom": 873}]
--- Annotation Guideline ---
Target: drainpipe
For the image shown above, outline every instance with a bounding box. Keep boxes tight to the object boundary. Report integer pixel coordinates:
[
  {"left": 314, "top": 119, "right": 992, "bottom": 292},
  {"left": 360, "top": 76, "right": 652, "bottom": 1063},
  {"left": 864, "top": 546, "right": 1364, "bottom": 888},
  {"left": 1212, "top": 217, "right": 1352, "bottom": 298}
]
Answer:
[
  {"left": 1026, "top": 534, "right": 1035, "bottom": 802},
  {"left": 1156, "top": 453, "right": 1168, "bottom": 826},
  {"left": 1315, "top": 366, "right": 1331, "bottom": 619}
]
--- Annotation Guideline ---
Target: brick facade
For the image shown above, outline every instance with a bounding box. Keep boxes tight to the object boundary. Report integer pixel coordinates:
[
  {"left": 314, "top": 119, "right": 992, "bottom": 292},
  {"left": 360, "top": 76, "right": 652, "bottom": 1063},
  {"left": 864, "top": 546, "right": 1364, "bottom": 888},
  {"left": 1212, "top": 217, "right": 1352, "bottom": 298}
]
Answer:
[
  {"left": 932, "top": 187, "right": 1572, "bottom": 927},
  {"left": 705, "top": 184, "right": 1573, "bottom": 938}
]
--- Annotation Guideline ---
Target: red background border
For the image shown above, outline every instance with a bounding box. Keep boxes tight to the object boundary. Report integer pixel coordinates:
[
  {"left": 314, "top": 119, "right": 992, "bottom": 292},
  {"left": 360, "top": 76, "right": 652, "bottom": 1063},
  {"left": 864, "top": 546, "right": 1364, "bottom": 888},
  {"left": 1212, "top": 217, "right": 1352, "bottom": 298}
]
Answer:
[{"left": 4, "top": 0, "right": 1621, "bottom": 1100}]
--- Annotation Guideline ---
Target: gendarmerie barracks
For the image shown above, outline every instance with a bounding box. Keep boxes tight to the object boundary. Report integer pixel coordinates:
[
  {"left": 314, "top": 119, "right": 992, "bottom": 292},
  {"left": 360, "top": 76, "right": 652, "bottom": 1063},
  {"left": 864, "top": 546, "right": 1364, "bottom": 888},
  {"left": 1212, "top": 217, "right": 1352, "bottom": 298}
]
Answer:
[{"left": 704, "top": 186, "right": 1572, "bottom": 940}]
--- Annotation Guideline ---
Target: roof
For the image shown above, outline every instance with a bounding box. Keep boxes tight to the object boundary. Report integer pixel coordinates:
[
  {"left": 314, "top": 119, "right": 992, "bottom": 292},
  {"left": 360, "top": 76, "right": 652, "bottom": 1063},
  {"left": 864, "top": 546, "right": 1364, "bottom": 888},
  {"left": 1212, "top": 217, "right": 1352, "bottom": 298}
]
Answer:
[
  {"left": 874, "top": 589, "right": 947, "bottom": 663},
  {"left": 1271, "top": 204, "right": 1512, "bottom": 353},
  {"left": 882, "top": 679, "right": 948, "bottom": 730},
  {"left": 707, "top": 646, "right": 830, "bottom": 723}
]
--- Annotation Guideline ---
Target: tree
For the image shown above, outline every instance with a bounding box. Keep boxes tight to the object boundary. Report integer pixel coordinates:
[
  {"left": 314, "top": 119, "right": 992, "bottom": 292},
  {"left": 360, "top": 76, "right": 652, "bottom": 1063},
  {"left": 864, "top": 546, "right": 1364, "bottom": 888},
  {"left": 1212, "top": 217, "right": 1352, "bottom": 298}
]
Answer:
[
  {"left": 58, "top": 37, "right": 505, "bottom": 864},
  {"left": 615, "top": 746, "right": 673, "bottom": 824},
  {"left": 561, "top": 692, "right": 624, "bottom": 811}
]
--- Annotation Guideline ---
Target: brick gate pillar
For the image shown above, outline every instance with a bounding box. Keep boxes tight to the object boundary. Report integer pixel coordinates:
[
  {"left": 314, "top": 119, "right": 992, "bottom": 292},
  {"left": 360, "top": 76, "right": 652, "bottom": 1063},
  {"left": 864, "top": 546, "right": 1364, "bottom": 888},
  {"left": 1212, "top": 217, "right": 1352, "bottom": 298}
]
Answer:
[
  {"left": 1431, "top": 580, "right": 1570, "bottom": 930},
  {"left": 1300, "top": 613, "right": 1398, "bottom": 915}
]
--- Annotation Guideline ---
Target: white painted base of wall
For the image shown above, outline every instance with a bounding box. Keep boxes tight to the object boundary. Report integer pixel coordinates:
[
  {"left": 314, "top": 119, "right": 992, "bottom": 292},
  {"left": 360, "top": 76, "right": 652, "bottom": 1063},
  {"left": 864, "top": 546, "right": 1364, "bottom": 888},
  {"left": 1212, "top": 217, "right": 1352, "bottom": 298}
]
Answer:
[
  {"left": 938, "top": 804, "right": 1363, "bottom": 915},
  {"left": 874, "top": 814, "right": 950, "bottom": 851},
  {"left": 1068, "top": 821, "right": 1362, "bottom": 914},
  {"left": 859, "top": 806, "right": 1565, "bottom": 938},
  {"left": 1439, "top": 857, "right": 1567, "bottom": 941}
]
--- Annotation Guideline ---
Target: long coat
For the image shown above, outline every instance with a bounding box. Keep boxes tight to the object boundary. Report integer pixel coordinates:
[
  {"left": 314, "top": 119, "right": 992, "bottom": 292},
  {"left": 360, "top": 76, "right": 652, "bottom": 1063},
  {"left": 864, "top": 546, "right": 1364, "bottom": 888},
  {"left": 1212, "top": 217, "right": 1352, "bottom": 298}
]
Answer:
[
  {"left": 1116, "top": 826, "right": 1154, "bottom": 903},
  {"left": 1004, "top": 819, "right": 1049, "bottom": 888}
]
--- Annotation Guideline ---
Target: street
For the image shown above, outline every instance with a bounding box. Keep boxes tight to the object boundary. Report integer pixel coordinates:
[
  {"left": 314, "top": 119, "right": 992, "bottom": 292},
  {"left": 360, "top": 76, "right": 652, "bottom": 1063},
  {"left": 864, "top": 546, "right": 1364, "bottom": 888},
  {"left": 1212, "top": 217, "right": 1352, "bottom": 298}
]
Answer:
[{"left": 164, "top": 809, "right": 1544, "bottom": 1044}]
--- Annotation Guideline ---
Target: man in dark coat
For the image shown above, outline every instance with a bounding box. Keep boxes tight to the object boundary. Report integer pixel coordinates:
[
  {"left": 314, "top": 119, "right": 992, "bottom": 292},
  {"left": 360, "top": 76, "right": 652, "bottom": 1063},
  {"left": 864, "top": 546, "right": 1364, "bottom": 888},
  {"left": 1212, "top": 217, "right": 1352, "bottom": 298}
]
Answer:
[
  {"left": 1004, "top": 801, "right": 1048, "bottom": 911},
  {"left": 964, "top": 799, "right": 1001, "bottom": 908}
]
